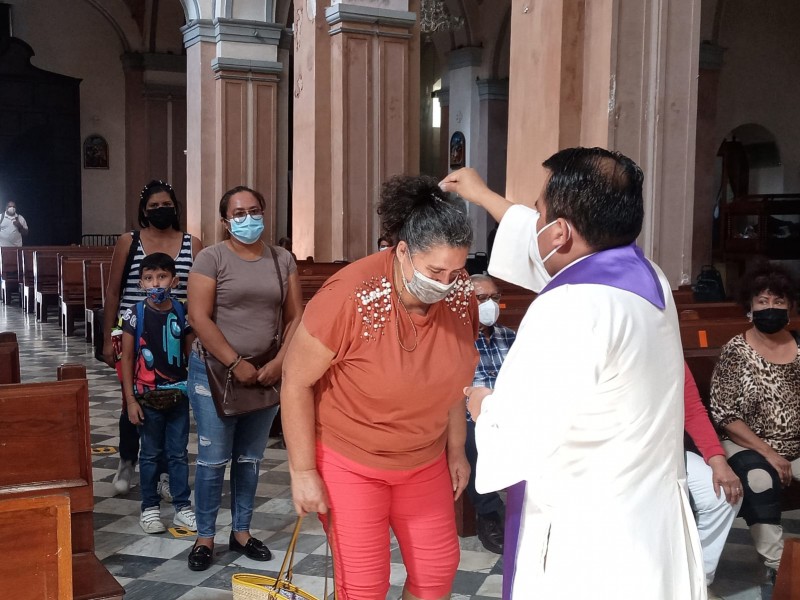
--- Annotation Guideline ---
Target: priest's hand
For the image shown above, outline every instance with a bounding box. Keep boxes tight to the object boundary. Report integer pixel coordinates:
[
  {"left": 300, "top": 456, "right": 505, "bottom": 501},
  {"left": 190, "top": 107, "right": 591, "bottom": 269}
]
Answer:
[
  {"left": 464, "top": 386, "right": 492, "bottom": 421},
  {"left": 447, "top": 447, "right": 470, "bottom": 501}
]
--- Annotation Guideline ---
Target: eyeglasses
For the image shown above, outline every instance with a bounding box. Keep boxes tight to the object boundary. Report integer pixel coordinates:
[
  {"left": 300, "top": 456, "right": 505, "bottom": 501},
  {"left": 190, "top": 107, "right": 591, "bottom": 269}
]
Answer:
[
  {"left": 229, "top": 209, "right": 264, "bottom": 224},
  {"left": 476, "top": 293, "right": 501, "bottom": 303}
]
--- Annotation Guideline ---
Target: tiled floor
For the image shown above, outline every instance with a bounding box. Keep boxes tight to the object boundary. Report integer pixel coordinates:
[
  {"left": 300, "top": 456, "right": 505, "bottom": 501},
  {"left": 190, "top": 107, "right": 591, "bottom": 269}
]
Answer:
[{"left": 1, "top": 298, "right": 797, "bottom": 599}]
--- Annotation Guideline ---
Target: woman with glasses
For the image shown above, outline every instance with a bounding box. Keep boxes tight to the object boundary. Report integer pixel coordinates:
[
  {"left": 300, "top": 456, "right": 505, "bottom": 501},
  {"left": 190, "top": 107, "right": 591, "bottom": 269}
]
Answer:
[
  {"left": 102, "top": 180, "right": 202, "bottom": 498},
  {"left": 186, "top": 186, "right": 303, "bottom": 571}
]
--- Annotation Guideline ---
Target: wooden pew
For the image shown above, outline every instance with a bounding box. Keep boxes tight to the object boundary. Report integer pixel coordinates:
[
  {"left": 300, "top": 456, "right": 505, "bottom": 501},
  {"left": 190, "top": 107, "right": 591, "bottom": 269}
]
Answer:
[
  {"left": 774, "top": 538, "right": 800, "bottom": 600},
  {"left": 680, "top": 316, "right": 800, "bottom": 350},
  {"left": 0, "top": 366, "right": 125, "bottom": 600},
  {"left": 34, "top": 251, "right": 60, "bottom": 322},
  {"left": 296, "top": 260, "right": 348, "bottom": 278},
  {"left": 0, "top": 245, "right": 21, "bottom": 305},
  {"left": 59, "top": 252, "right": 112, "bottom": 336},
  {"left": 0, "top": 493, "right": 73, "bottom": 599},
  {"left": 19, "top": 246, "right": 74, "bottom": 313},
  {"left": 84, "top": 260, "right": 110, "bottom": 343},
  {"left": 676, "top": 302, "right": 744, "bottom": 320},
  {"left": 0, "top": 331, "right": 21, "bottom": 384}
]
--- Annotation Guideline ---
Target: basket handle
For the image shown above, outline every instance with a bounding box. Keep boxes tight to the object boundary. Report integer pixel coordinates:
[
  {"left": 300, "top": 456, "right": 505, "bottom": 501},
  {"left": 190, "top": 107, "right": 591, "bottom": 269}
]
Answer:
[{"left": 274, "top": 514, "right": 335, "bottom": 599}]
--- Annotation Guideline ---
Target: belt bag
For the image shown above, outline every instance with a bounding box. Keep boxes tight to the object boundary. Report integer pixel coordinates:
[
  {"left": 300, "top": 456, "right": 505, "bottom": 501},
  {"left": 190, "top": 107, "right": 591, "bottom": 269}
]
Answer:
[{"left": 204, "top": 346, "right": 280, "bottom": 418}]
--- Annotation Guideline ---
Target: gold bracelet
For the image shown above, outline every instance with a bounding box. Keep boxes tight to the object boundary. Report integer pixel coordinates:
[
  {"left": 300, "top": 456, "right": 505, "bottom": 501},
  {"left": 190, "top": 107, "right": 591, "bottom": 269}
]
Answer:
[{"left": 227, "top": 355, "right": 243, "bottom": 370}]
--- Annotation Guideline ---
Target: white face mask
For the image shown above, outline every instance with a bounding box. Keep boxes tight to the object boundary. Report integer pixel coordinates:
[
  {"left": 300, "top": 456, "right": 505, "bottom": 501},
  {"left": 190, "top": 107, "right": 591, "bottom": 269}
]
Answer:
[
  {"left": 402, "top": 252, "right": 457, "bottom": 304},
  {"left": 528, "top": 209, "right": 569, "bottom": 293},
  {"left": 6, "top": 207, "right": 15, "bottom": 217},
  {"left": 478, "top": 299, "right": 500, "bottom": 327}
]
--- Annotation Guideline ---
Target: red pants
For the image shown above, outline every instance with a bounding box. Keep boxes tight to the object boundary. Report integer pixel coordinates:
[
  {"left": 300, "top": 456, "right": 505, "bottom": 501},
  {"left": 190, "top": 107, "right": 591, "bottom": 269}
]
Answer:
[{"left": 317, "top": 445, "right": 460, "bottom": 600}]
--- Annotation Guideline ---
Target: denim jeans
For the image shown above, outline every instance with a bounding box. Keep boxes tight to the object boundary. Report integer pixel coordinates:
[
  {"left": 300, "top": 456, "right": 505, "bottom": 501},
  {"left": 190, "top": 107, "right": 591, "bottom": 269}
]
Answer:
[
  {"left": 138, "top": 396, "right": 191, "bottom": 512},
  {"left": 187, "top": 351, "right": 279, "bottom": 538}
]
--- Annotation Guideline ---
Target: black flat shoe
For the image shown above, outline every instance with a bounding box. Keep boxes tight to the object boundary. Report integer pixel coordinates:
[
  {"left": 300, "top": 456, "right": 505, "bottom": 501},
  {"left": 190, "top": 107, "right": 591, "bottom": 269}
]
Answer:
[
  {"left": 229, "top": 532, "right": 272, "bottom": 561},
  {"left": 188, "top": 543, "right": 213, "bottom": 571}
]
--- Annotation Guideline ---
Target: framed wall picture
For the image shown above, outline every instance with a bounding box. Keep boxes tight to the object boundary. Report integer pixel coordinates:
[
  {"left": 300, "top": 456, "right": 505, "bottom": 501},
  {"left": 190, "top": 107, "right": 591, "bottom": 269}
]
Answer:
[
  {"left": 83, "top": 135, "right": 109, "bottom": 169},
  {"left": 449, "top": 131, "right": 465, "bottom": 169}
]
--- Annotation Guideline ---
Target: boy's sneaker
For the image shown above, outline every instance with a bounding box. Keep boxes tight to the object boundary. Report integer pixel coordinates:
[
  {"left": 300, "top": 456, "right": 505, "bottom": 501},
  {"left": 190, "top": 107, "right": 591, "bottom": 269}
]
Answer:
[
  {"left": 140, "top": 507, "right": 166, "bottom": 534},
  {"left": 157, "top": 473, "right": 172, "bottom": 502},
  {"left": 174, "top": 506, "right": 197, "bottom": 532},
  {"left": 113, "top": 459, "right": 135, "bottom": 495}
]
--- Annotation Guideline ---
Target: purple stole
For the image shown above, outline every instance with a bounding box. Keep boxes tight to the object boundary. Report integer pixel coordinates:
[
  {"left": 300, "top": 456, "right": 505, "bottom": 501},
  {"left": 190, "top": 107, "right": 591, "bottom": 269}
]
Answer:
[{"left": 502, "top": 243, "right": 665, "bottom": 600}]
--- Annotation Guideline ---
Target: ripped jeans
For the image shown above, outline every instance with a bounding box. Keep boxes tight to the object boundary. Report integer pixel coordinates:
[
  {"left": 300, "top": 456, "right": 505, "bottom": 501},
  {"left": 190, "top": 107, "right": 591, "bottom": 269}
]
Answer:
[{"left": 187, "top": 351, "right": 279, "bottom": 538}]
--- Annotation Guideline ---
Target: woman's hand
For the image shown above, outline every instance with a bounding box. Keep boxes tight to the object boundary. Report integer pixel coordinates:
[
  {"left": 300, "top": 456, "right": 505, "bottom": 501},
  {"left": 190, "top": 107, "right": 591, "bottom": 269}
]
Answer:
[
  {"left": 257, "top": 359, "right": 282, "bottom": 387},
  {"left": 232, "top": 360, "right": 259, "bottom": 386},
  {"left": 707, "top": 455, "right": 743, "bottom": 505},
  {"left": 290, "top": 468, "right": 329, "bottom": 516},
  {"left": 447, "top": 447, "right": 470, "bottom": 501},
  {"left": 127, "top": 400, "right": 144, "bottom": 425},
  {"left": 464, "top": 386, "right": 493, "bottom": 422},
  {"left": 764, "top": 449, "right": 793, "bottom": 487}
]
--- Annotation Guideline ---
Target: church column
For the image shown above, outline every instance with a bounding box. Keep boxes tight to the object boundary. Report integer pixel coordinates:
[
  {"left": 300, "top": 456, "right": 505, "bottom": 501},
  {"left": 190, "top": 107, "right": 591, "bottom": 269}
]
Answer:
[
  {"left": 122, "top": 53, "right": 187, "bottom": 231},
  {"left": 477, "top": 78, "right": 509, "bottom": 253},
  {"left": 505, "top": 0, "right": 701, "bottom": 287},
  {"left": 182, "top": 21, "right": 219, "bottom": 245},
  {"left": 437, "top": 87, "right": 450, "bottom": 178},
  {"left": 183, "top": 18, "right": 284, "bottom": 245},
  {"left": 293, "top": 1, "right": 420, "bottom": 262},
  {"left": 692, "top": 43, "right": 725, "bottom": 278}
]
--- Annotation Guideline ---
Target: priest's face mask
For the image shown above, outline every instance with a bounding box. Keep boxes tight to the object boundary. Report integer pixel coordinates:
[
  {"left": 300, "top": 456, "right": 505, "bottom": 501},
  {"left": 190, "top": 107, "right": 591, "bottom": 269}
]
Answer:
[{"left": 529, "top": 194, "right": 571, "bottom": 292}]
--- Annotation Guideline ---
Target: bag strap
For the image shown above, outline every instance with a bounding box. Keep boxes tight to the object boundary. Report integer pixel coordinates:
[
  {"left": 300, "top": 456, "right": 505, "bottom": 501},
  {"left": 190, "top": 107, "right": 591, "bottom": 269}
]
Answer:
[
  {"left": 268, "top": 245, "right": 285, "bottom": 347},
  {"left": 120, "top": 230, "right": 141, "bottom": 294}
]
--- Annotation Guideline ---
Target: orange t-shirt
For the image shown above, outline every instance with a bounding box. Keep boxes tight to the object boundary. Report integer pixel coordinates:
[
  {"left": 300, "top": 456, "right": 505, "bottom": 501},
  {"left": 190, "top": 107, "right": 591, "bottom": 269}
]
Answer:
[{"left": 303, "top": 249, "right": 479, "bottom": 470}]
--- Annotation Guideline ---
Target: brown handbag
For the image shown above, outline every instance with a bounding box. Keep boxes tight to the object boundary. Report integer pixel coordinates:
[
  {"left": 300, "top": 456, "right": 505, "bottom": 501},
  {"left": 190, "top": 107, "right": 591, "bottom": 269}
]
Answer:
[{"left": 203, "top": 245, "right": 285, "bottom": 418}]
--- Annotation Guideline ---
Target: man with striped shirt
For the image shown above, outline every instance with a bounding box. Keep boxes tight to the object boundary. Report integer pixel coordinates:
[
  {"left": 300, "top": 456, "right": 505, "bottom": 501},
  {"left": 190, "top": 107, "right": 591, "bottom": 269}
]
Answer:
[{"left": 465, "top": 274, "right": 516, "bottom": 554}]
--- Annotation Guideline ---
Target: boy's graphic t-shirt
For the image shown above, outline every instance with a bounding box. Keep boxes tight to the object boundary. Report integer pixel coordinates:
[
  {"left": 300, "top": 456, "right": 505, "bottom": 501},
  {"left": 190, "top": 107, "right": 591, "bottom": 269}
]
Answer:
[{"left": 121, "top": 301, "right": 191, "bottom": 395}]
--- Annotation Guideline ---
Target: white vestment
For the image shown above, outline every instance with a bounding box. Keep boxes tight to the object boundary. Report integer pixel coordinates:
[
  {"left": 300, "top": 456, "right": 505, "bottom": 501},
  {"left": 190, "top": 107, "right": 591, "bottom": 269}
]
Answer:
[{"left": 476, "top": 205, "right": 706, "bottom": 599}]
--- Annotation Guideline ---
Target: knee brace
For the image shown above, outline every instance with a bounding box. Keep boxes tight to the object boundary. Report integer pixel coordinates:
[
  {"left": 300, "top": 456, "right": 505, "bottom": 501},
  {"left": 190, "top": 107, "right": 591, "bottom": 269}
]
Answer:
[{"left": 727, "top": 449, "right": 781, "bottom": 526}]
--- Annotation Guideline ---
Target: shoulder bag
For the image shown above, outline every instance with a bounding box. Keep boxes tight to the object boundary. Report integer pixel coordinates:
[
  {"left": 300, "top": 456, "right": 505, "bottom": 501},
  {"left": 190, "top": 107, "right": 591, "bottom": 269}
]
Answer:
[{"left": 204, "top": 245, "right": 285, "bottom": 418}]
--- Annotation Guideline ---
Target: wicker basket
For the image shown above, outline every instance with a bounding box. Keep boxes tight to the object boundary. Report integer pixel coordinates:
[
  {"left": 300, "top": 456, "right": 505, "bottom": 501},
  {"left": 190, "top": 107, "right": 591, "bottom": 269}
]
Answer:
[
  {"left": 231, "top": 573, "right": 320, "bottom": 600},
  {"left": 231, "top": 516, "right": 329, "bottom": 600}
]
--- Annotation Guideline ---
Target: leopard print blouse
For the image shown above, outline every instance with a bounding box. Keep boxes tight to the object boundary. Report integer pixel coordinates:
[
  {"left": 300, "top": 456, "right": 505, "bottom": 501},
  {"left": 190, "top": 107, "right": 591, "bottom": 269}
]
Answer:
[{"left": 709, "top": 334, "right": 800, "bottom": 460}]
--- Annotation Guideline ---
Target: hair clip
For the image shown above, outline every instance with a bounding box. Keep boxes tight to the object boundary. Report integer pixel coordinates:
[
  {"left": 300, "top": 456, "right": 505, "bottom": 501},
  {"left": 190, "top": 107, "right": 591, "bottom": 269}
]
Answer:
[{"left": 140, "top": 180, "right": 173, "bottom": 200}]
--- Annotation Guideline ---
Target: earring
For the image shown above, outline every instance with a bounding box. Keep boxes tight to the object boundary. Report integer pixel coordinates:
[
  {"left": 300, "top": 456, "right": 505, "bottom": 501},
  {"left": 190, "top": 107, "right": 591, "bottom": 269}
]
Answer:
[{"left": 746, "top": 312, "right": 752, "bottom": 321}]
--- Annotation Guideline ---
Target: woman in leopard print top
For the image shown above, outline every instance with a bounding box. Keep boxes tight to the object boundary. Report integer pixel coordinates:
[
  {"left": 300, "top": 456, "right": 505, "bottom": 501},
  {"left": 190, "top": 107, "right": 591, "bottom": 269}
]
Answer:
[{"left": 709, "top": 263, "right": 800, "bottom": 579}]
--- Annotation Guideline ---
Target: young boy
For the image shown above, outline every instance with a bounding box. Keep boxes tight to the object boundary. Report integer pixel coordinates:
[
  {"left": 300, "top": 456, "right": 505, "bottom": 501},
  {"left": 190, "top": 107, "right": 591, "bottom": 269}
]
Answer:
[{"left": 120, "top": 252, "right": 197, "bottom": 534}]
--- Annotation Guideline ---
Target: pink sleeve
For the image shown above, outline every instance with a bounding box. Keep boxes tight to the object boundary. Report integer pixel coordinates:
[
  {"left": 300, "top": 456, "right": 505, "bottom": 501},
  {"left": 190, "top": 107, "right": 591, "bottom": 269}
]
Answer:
[{"left": 684, "top": 362, "right": 725, "bottom": 462}]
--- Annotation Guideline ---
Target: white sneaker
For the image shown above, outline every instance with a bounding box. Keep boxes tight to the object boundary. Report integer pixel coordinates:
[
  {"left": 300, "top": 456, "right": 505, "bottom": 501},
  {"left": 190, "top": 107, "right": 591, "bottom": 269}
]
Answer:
[
  {"left": 174, "top": 506, "right": 197, "bottom": 532},
  {"left": 157, "top": 473, "right": 172, "bottom": 502},
  {"left": 140, "top": 507, "right": 166, "bottom": 534},
  {"left": 113, "top": 459, "right": 135, "bottom": 495}
]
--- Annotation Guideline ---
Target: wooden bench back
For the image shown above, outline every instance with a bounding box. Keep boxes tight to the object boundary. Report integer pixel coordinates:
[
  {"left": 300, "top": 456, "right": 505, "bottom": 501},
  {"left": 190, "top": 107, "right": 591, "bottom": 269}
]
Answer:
[
  {"left": 296, "top": 261, "right": 349, "bottom": 277},
  {"left": 0, "top": 332, "right": 20, "bottom": 384},
  {"left": 0, "top": 375, "right": 94, "bottom": 553},
  {"left": 0, "top": 246, "right": 19, "bottom": 280},
  {"left": 0, "top": 493, "right": 73, "bottom": 599},
  {"left": 59, "top": 252, "right": 111, "bottom": 302},
  {"left": 83, "top": 260, "right": 109, "bottom": 311},
  {"left": 33, "top": 251, "right": 59, "bottom": 295}
]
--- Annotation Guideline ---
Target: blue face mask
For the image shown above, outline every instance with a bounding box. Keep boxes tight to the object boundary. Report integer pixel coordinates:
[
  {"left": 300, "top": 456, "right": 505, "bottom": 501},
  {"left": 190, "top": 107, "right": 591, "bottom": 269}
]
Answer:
[
  {"left": 145, "top": 287, "right": 171, "bottom": 304},
  {"left": 228, "top": 215, "right": 265, "bottom": 245}
]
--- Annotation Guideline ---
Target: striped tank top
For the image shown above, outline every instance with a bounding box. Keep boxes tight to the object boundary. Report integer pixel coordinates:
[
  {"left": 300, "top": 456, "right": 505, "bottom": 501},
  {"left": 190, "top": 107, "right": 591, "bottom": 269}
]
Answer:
[{"left": 117, "top": 232, "right": 194, "bottom": 318}]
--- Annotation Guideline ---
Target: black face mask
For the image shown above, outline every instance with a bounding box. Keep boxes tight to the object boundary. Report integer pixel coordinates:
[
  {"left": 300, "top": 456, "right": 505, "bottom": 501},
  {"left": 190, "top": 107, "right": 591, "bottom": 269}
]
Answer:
[
  {"left": 146, "top": 206, "right": 177, "bottom": 230},
  {"left": 751, "top": 308, "right": 789, "bottom": 334}
]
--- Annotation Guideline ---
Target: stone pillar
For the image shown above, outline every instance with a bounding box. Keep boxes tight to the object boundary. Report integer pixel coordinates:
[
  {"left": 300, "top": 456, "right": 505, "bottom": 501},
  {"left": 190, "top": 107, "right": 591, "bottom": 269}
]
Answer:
[
  {"left": 122, "top": 53, "right": 187, "bottom": 230},
  {"left": 692, "top": 43, "right": 725, "bottom": 278},
  {"left": 477, "top": 79, "right": 509, "bottom": 253},
  {"left": 293, "top": 1, "right": 421, "bottom": 262},
  {"left": 505, "top": 0, "right": 701, "bottom": 287},
  {"left": 437, "top": 87, "right": 450, "bottom": 178},
  {"left": 183, "top": 18, "right": 283, "bottom": 246},
  {"left": 183, "top": 21, "right": 220, "bottom": 246}
]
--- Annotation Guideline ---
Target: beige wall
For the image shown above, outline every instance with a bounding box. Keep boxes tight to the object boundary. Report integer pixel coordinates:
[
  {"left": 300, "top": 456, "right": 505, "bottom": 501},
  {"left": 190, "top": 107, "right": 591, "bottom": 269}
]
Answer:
[
  {"left": 8, "top": 0, "right": 130, "bottom": 234},
  {"left": 714, "top": 0, "right": 800, "bottom": 193}
]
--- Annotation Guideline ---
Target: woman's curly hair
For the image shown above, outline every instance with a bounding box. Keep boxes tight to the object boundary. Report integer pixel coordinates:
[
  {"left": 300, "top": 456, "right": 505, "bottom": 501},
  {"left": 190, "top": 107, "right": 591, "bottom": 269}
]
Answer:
[
  {"left": 739, "top": 261, "right": 798, "bottom": 311},
  {"left": 376, "top": 175, "right": 472, "bottom": 253}
]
